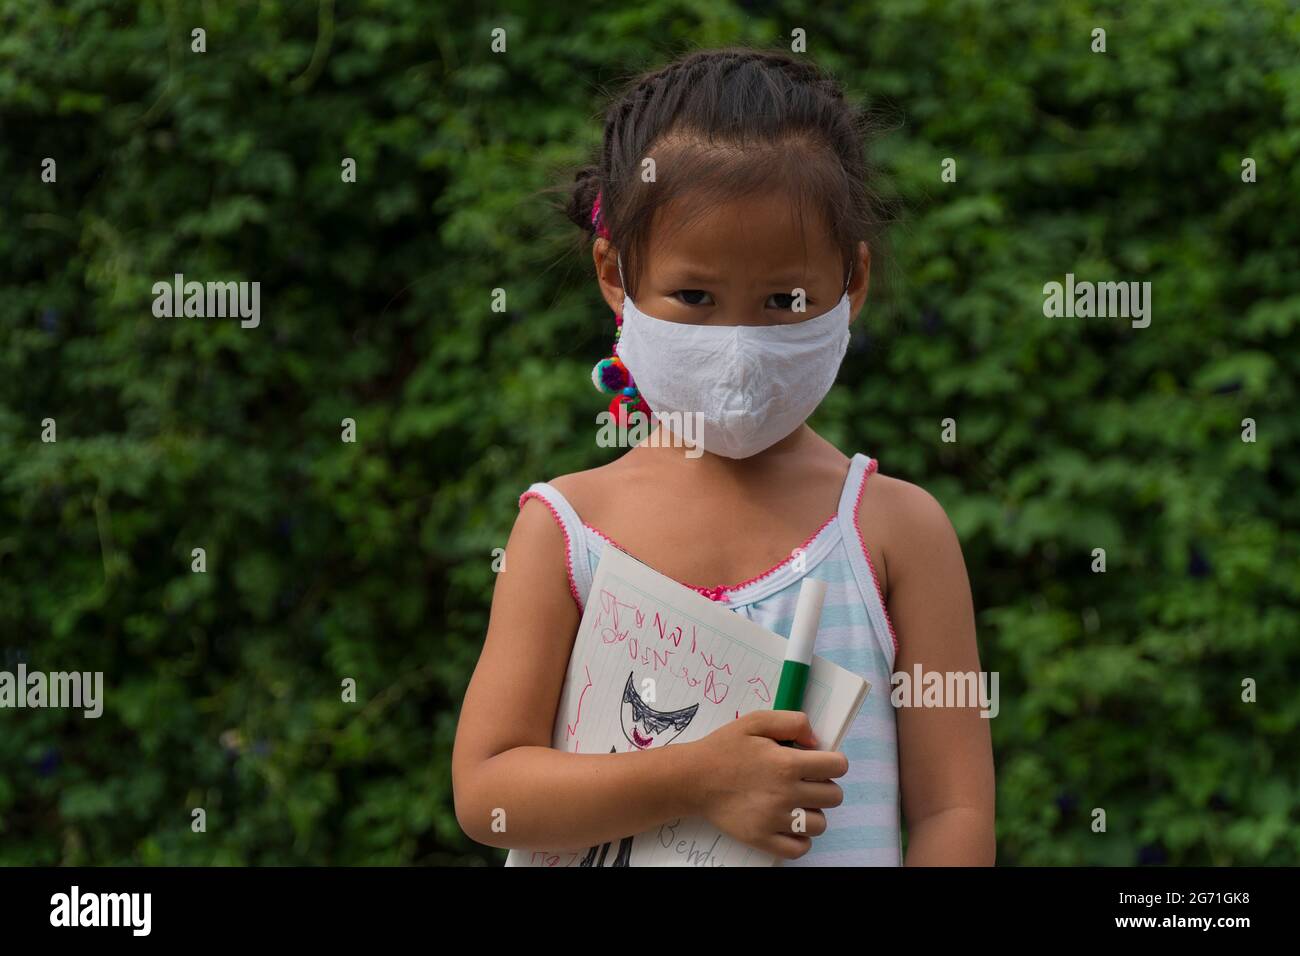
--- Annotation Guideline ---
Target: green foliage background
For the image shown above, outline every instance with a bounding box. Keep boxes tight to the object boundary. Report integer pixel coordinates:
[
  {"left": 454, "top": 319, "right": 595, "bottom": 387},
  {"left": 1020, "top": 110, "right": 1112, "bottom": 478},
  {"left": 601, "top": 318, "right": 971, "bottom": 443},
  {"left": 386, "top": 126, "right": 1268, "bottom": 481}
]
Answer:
[{"left": 1, "top": 0, "right": 1297, "bottom": 865}]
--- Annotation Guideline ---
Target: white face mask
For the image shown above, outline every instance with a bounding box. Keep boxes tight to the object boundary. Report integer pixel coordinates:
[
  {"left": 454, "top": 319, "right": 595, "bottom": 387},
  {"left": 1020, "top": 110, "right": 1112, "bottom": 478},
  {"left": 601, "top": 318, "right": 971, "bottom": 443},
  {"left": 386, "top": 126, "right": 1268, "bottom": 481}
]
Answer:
[{"left": 614, "top": 254, "right": 853, "bottom": 458}]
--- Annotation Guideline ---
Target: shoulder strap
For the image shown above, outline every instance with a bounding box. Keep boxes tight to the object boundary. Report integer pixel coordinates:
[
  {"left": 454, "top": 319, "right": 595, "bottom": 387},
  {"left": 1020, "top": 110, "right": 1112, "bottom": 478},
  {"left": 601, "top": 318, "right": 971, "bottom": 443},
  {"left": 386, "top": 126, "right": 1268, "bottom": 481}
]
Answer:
[
  {"left": 835, "top": 452, "right": 873, "bottom": 519},
  {"left": 517, "top": 482, "right": 593, "bottom": 615},
  {"left": 836, "top": 453, "right": 899, "bottom": 665}
]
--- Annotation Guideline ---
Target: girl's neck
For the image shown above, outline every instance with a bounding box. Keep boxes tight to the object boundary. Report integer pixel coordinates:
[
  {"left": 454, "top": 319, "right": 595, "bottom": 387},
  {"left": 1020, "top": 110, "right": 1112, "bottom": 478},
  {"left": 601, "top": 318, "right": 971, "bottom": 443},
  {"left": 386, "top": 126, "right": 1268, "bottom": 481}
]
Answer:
[{"left": 630, "top": 423, "right": 819, "bottom": 483}]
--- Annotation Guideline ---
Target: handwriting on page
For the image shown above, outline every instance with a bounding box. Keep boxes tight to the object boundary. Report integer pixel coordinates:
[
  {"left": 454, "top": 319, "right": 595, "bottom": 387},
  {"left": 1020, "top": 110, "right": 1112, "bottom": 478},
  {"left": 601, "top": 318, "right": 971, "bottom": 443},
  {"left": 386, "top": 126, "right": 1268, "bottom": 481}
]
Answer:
[
  {"left": 543, "top": 579, "right": 787, "bottom": 867},
  {"left": 578, "top": 586, "right": 774, "bottom": 723}
]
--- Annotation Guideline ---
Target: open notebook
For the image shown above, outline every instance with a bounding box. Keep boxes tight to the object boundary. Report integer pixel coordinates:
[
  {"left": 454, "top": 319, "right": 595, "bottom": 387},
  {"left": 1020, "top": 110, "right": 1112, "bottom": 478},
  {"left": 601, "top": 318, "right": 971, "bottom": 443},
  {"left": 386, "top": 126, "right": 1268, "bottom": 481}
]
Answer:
[{"left": 504, "top": 541, "right": 870, "bottom": 867}]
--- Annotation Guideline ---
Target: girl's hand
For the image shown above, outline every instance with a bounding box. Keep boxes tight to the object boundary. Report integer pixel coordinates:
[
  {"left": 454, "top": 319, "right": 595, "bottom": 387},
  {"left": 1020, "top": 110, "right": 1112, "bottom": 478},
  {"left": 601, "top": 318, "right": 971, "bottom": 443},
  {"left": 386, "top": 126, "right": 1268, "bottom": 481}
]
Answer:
[{"left": 684, "top": 710, "right": 848, "bottom": 860}]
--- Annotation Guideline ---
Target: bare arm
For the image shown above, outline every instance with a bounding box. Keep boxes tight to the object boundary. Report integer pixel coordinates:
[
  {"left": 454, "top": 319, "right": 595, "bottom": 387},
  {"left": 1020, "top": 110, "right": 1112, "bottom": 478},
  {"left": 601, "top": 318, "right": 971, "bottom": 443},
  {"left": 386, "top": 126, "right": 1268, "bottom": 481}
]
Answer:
[
  {"left": 452, "top": 496, "right": 704, "bottom": 852},
  {"left": 868, "top": 479, "right": 996, "bottom": 865}
]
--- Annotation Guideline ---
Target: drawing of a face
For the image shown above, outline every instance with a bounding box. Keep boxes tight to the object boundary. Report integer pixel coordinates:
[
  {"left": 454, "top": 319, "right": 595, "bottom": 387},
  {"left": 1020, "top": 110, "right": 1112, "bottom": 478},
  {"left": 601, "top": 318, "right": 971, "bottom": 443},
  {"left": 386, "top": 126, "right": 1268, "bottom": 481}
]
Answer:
[{"left": 619, "top": 672, "right": 699, "bottom": 750}]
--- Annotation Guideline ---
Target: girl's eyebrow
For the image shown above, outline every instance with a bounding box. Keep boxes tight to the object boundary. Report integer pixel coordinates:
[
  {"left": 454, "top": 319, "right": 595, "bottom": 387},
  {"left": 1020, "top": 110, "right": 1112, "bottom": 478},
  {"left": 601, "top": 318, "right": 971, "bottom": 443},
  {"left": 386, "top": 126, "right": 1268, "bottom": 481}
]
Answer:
[
  {"left": 663, "top": 266, "right": 810, "bottom": 286},
  {"left": 663, "top": 265, "right": 723, "bottom": 283}
]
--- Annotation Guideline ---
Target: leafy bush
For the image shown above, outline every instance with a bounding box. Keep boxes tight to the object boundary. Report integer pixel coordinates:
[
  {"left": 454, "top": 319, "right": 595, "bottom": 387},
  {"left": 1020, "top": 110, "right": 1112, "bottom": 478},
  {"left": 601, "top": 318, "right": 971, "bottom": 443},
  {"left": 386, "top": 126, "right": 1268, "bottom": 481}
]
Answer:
[{"left": 1, "top": 0, "right": 1296, "bottom": 865}]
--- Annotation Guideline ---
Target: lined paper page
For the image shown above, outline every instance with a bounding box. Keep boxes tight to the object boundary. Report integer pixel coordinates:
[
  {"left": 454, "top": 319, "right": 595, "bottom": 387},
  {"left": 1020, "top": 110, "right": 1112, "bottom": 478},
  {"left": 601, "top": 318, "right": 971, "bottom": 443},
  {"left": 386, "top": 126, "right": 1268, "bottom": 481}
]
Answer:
[{"left": 505, "top": 544, "right": 869, "bottom": 867}]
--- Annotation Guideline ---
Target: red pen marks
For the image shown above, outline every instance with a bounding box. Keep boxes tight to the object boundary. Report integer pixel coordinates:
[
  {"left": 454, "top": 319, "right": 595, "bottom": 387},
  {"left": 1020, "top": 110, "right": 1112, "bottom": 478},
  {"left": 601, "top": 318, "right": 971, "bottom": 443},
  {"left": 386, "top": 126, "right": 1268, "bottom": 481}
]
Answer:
[
  {"left": 595, "top": 588, "right": 617, "bottom": 627},
  {"left": 667, "top": 664, "right": 729, "bottom": 704},
  {"left": 673, "top": 664, "right": 701, "bottom": 689},
  {"left": 652, "top": 612, "right": 685, "bottom": 648},
  {"left": 630, "top": 638, "right": 673, "bottom": 671},
  {"left": 564, "top": 665, "right": 595, "bottom": 743},
  {"left": 600, "top": 620, "right": 631, "bottom": 645},
  {"left": 747, "top": 675, "right": 772, "bottom": 704},
  {"left": 699, "top": 651, "right": 733, "bottom": 674},
  {"left": 702, "top": 668, "right": 730, "bottom": 705},
  {"left": 597, "top": 588, "right": 638, "bottom": 644}
]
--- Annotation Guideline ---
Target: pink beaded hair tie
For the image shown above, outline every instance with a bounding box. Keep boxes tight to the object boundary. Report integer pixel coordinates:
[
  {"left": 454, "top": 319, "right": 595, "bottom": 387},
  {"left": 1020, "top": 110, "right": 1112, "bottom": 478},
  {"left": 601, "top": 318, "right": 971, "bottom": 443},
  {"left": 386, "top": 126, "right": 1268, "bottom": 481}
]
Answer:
[
  {"left": 589, "top": 188, "right": 652, "bottom": 425},
  {"left": 590, "top": 190, "right": 611, "bottom": 241}
]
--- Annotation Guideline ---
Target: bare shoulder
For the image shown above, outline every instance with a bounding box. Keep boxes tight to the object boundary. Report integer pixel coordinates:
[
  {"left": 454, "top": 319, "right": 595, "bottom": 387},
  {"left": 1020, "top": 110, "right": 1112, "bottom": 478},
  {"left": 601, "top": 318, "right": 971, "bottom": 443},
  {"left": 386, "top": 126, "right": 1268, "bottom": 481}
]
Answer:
[
  {"left": 857, "top": 470, "right": 964, "bottom": 594},
  {"left": 545, "top": 465, "right": 604, "bottom": 502},
  {"left": 512, "top": 461, "right": 619, "bottom": 570},
  {"left": 545, "top": 456, "right": 637, "bottom": 526},
  {"left": 860, "top": 471, "right": 953, "bottom": 532}
]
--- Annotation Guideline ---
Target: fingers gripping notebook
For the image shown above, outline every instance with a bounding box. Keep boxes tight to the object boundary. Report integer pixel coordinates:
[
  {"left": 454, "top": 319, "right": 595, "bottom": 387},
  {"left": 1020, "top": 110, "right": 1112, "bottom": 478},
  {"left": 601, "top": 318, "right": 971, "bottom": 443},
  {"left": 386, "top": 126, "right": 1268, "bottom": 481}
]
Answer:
[{"left": 504, "top": 543, "right": 870, "bottom": 867}]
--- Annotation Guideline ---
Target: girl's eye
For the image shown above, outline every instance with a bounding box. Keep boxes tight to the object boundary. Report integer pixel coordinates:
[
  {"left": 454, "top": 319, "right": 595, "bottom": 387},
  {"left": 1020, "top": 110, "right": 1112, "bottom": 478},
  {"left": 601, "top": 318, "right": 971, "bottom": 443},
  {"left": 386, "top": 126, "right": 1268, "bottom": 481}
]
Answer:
[{"left": 669, "top": 290, "right": 806, "bottom": 310}]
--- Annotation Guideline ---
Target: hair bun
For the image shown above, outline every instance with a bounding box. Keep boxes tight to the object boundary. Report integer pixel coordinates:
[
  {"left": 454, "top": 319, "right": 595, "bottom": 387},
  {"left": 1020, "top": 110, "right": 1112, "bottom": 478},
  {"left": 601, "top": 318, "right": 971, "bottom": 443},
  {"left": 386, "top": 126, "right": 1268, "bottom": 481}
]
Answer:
[{"left": 567, "top": 166, "right": 602, "bottom": 235}]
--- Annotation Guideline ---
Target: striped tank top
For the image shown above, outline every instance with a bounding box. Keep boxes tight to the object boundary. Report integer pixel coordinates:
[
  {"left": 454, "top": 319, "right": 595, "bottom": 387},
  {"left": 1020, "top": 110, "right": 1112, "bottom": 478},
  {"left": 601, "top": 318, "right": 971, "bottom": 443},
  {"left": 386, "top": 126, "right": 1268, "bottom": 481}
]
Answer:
[{"left": 518, "top": 451, "right": 902, "bottom": 866}]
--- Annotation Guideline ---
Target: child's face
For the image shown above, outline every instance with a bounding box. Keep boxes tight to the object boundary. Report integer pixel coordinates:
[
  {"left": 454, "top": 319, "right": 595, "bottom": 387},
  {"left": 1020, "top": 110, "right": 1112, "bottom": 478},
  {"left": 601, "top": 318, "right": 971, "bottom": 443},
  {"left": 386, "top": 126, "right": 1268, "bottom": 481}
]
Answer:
[{"left": 598, "top": 191, "right": 869, "bottom": 327}]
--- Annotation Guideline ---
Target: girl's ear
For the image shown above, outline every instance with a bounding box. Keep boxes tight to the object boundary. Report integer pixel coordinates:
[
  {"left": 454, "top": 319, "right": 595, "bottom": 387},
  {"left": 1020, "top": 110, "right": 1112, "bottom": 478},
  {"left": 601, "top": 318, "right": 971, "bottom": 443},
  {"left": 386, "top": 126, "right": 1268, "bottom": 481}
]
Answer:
[
  {"left": 847, "top": 240, "right": 871, "bottom": 326},
  {"left": 593, "top": 238, "right": 625, "bottom": 314}
]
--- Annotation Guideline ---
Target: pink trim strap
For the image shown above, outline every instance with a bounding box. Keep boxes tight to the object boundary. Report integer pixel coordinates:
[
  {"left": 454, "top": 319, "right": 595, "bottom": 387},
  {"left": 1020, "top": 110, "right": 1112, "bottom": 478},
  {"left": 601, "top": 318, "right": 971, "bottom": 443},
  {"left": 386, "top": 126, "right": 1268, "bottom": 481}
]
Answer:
[
  {"left": 518, "top": 490, "right": 585, "bottom": 615},
  {"left": 852, "top": 457, "right": 900, "bottom": 657}
]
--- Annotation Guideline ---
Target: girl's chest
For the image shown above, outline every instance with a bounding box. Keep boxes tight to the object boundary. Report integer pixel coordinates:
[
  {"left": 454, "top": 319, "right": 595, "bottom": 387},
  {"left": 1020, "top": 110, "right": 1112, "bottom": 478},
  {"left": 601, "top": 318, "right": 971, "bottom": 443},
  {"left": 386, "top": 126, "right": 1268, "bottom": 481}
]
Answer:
[
  {"left": 587, "top": 501, "right": 835, "bottom": 588},
  {"left": 553, "top": 454, "right": 892, "bottom": 599}
]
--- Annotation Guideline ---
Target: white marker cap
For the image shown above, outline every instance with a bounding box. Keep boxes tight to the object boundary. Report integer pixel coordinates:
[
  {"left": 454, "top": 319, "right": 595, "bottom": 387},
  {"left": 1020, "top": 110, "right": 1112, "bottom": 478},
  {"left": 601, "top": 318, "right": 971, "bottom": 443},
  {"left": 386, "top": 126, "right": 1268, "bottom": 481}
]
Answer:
[{"left": 786, "top": 577, "right": 827, "bottom": 666}]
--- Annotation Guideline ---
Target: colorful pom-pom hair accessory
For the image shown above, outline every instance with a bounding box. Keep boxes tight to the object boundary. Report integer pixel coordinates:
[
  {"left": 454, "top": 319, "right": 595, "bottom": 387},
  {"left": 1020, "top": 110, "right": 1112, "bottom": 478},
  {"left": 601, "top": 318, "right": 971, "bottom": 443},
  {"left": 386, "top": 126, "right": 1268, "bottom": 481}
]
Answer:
[{"left": 589, "top": 188, "right": 652, "bottom": 426}]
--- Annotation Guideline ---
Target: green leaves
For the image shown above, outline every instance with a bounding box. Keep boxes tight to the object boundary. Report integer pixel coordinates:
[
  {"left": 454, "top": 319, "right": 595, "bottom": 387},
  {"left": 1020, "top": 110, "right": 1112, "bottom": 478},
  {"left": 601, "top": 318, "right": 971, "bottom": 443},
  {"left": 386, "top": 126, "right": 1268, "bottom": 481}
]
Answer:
[{"left": 0, "top": 0, "right": 1296, "bottom": 866}]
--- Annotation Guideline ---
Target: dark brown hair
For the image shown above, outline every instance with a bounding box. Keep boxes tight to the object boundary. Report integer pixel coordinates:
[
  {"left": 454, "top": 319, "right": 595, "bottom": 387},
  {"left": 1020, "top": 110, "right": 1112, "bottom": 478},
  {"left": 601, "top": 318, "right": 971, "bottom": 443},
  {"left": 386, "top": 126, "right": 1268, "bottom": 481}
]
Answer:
[{"left": 563, "top": 45, "right": 899, "bottom": 301}]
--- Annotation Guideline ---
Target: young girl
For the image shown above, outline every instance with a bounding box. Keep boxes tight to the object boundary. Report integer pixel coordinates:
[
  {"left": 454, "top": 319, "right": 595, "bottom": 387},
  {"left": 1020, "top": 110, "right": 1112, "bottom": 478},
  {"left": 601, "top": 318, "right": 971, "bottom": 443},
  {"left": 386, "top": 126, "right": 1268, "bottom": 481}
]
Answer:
[{"left": 453, "top": 46, "right": 994, "bottom": 866}]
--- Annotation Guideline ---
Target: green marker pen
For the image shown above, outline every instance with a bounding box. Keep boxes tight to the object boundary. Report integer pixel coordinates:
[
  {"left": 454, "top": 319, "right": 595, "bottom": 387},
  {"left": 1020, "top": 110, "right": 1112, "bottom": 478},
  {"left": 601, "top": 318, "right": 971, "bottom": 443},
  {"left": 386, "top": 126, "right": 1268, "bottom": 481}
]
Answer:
[{"left": 772, "top": 577, "right": 828, "bottom": 747}]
